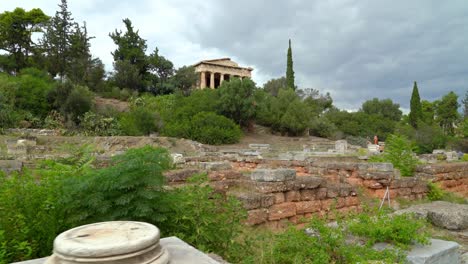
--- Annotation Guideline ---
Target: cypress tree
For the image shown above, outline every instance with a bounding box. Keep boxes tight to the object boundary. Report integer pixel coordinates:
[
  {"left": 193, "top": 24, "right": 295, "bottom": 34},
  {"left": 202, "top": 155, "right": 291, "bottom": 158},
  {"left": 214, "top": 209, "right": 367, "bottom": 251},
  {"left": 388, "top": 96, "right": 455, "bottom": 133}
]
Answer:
[
  {"left": 286, "top": 39, "right": 295, "bottom": 90},
  {"left": 409, "top": 81, "right": 422, "bottom": 128}
]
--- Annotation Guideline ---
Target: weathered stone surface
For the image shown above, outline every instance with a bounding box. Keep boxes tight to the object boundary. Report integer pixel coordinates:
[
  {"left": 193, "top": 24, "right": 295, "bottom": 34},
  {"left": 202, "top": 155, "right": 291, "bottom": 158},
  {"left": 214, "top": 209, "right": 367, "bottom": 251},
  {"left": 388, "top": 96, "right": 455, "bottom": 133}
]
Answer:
[
  {"left": 394, "top": 201, "right": 468, "bottom": 230},
  {"left": 359, "top": 162, "right": 394, "bottom": 172},
  {"left": 300, "top": 189, "right": 316, "bottom": 201},
  {"left": 316, "top": 188, "right": 328, "bottom": 199},
  {"left": 246, "top": 209, "right": 268, "bottom": 225},
  {"left": 171, "top": 153, "right": 185, "bottom": 164},
  {"left": 285, "top": 190, "right": 301, "bottom": 202},
  {"left": 252, "top": 181, "right": 295, "bottom": 193},
  {"left": 406, "top": 239, "right": 460, "bottom": 264},
  {"left": 273, "top": 192, "right": 285, "bottom": 203},
  {"left": 164, "top": 169, "right": 201, "bottom": 182},
  {"left": 293, "top": 176, "right": 323, "bottom": 189},
  {"left": 234, "top": 192, "right": 275, "bottom": 210},
  {"left": 0, "top": 160, "right": 23, "bottom": 173},
  {"left": 268, "top": 202, "right": 296, "bottom": 220},
  {"left": 250, "top": 169, "right": 296, "bottom": 182},
  {"left": 296, "top": 201, "right": 321, "bottom": 214},
  {"left": 462, "top": 252, "right": 468, "bottom": 264},
  {"left": 249, "top": 144, "right": 270, "bottom": 150},
  {"left": 199, "top": 162, "right": 232, "bottom": 171},
  {"left": 160, "top": 236, "right": 221, "bottom": 264},
  {"left": 208, "top": 170, "right": 243, "bottom": 181}
]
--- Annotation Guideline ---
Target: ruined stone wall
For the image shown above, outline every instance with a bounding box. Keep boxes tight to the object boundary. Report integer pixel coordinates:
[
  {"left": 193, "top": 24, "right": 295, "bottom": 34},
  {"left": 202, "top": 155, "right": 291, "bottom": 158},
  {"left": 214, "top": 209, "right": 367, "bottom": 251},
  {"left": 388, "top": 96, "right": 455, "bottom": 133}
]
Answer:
[{"left": 416, "top": 163, "right": 468, "bottom": 197}]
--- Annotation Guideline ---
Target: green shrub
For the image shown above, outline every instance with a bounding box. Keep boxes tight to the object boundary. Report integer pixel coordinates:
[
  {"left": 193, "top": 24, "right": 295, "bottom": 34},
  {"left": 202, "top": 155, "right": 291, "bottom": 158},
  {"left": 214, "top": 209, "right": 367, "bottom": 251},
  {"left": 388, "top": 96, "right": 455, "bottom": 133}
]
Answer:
[
  {"left": 218, "top": 78, "right": 256, "bottom": 127},
  {"left": 239, "top": 217, "right": 403, "bottom": 264},
  {"left": 15, "top": 68, "right": 54, "bottom": 118},
  {"left": 348, "top": 211, "right": 429, "bottom": 248},
  {"left": 80, "top": 111, "right": 121, "bottom": 136},
  {"left": 44, "top": 110, "right": 65, "bottom": 129},
  {"left": 163, "top": 112, "right": 242, "bottom": 145},
  {"left": 427, "top": 182, "right": 444, "bottom": 201},
  {"left": 63, "top": 146, "right": 172, "bottom": 225},
  {"left": 309, "top": 117, "right": 337, "bottom": 138},
  {"left": 119, "top": 106, "right": 159, "bottom": 136},
  {"left": 161, "top": 174, "right": 246, "bottom": 256},
  {"left": 463, "top": 154, "right": 468, "bottom": 161},
  {"left": 61, "top": 85, "right": 94, "bottom": 123},
  {"left": 369, "top": 134, "right": 419, "bottom": 176}
]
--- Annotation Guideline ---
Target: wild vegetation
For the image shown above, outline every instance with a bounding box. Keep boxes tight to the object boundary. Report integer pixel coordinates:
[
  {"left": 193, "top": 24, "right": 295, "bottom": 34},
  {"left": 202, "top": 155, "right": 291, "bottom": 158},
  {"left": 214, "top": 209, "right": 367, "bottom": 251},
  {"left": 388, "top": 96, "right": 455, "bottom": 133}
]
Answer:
[
  {"left": 0, "top": 146, "right": 433, "bottom": 263},
  {"left": 1, "top": 0, "right": 466, "bottom": 150}
]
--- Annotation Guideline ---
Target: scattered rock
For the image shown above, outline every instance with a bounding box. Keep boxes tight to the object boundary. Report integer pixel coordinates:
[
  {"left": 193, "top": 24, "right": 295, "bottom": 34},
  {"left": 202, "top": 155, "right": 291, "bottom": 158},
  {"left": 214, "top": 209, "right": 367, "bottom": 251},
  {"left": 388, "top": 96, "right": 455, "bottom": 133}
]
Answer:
[
  {"left": 394, "top": 201, "right": 468, "bottom": 230},
  {"left": 406, "top": 239, "right": 460, "bottom": 264}
]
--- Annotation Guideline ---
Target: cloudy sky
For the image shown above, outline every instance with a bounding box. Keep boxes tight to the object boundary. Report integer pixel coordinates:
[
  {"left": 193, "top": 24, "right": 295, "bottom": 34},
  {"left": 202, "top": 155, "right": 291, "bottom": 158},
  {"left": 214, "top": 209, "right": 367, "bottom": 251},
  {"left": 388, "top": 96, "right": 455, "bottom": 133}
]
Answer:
[{"left": 3, "top": 0, "right": 468, "bottom": 111}]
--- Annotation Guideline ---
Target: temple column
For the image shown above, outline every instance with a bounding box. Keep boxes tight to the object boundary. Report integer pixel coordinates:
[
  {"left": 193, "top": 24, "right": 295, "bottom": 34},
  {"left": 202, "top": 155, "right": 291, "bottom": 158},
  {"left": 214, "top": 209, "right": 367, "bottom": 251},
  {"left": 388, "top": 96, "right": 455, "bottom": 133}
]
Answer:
[
  {"left": 210, "top": 72, "right": 215, "bottom": 89},
  {"left": 220, "top": 74, "right": 225, "bottom": 85},
  {"left": 200, "top": 72, "right": 206, "bottom": 89}
]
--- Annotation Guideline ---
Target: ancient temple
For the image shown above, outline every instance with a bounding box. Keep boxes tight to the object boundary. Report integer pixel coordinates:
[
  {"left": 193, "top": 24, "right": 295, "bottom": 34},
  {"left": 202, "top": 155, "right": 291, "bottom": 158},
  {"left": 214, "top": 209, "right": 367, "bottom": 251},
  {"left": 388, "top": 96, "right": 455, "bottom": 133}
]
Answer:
[{"left": 193, "top": 58, "right": 253, "bottom": 89}]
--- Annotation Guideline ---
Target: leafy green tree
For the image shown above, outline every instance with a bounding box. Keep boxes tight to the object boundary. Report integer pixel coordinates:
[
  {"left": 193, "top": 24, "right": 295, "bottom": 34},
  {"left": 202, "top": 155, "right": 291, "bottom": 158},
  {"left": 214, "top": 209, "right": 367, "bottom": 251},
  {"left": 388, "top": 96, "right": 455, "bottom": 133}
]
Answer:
[
  {"left": 286, "top": 39, "right": 295, "bottom": 90},
  {"left": 61, "top": 85, "right": 94, "bottom": 122},
  {"left": 408, "top": 81, "right": 422, "bottom": 128},
  {"left": 263, "top": 76, "right": 287, "bottom": 96},
  {"left": 218, "top": 78, "right": 257, "bottom": 128},
  {"left": 300, "top": 88, "right": 333, "bottom": 115},
  {"left": 361, "top": 98, "right": 402, "bottom": 122},
  {"left": 435, "top": 91, "right": 460, "bottom": 135},
  {"left": 111, "top": 59, "right": 143, "bottom": 90},
  {"left": 280, "top": 100, "right": 309, "bottom": 136},
  {"left": 15, "top": 68, "right": 54, "bottom": 118},
  {"left": 147, "top": 47, "right": 174, "bottom": 94},
  {"left": 0, "top": 8, "right": 49, "bottom": 73},
  {"left": 109, "top": 18, "right": 148, "bottom": 88},
  {"left": 66, "top": 22, "right": 94, "bottom": 85},
  {"left": 421, "top": 100, "right": 435, "bottom": 125},
  {"left": 171, "top": 65, "right": 197, "bottom": 96},
  {"left": 42, "top": 0, "right": 76, "bottom": 79}
]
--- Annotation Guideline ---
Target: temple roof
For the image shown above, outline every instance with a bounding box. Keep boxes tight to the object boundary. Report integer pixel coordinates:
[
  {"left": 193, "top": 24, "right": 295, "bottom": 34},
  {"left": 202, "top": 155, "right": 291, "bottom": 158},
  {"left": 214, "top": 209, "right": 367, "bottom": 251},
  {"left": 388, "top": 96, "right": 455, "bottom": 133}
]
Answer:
[{"left": 193, "top": 58, "right": 253, "bottom": 71}]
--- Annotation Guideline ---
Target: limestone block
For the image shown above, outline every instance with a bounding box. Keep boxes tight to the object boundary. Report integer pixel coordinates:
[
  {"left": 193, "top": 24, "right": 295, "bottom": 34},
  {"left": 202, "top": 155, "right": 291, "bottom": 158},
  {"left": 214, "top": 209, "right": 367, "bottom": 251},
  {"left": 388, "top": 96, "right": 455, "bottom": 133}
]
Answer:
[
  {"left": 170, "top": 153, "right": 185, "bottom": 164},
  {"left": 252, "top": 181, "right": 295, "bottom": 193},
  {"left": 199, "top": 162, "right": 232, "bottom": 171},
  {"left": 273, "top": 192, "right": 285, "bottom": 203},
  {"left": 406, "top": 239, "right": 460, "bottom": 264},
  {"left": 335, "top": 140, "right": 347, "bottom": 153},
  {"left": 0, "top": 160, "right": 23, "bottom": 173},
  {"left": 445, "top": 151, "right": 459, "bottom": 161},
  {"left": 268, "top": 202, "right": 296, "bottom": 220},
  {"left": 160, "top": 237, "right": 221, "bottom": 264},
  {"left": 250, "top": 169, "right": 296, "bottom": 182},
  {"left": 248, "top": 144, "right": 271, "bottom": 151},
  {"left": 294, "top": 176, "right": 324, "bottom": 189}
]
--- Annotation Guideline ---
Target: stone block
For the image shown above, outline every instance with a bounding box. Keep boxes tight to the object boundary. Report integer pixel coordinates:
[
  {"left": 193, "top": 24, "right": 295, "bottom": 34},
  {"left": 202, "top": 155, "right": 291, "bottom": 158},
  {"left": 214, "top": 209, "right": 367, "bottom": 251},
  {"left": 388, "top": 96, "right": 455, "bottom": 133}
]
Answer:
[
  {"left": 246, "top": 209, "right": 268, "bottom": 225},
  {"left": 345, "top": 196, "right": 360, "bottom": 207},
  {"left": 248, "top": 144, "right": 271, "bottom": 150},
  {"left": 294, "top": 176, "right": 324, "bottom": 189},
  {"left": 296, "top": 201, "right": 321, "bottom": 214},
  {"left": 326, "top": 186, "right": 339, "bottom": 198},
  {"left": 199, "top": 162, "right": 232, "bottom": 171},
  {"left": 316, "top": 188, "right": 328, "bottom": 199},
  {"left": 406, "top": 239, "right": 460, "bottom": 264},
  {"left": 235, "top": 192, "right": 275, "bottom": 210},
  {"left": 285, "top": 191, "right": 301, "bottom": 202},
  {"left": 253, "top": 181, "right": 295, "bottom": 193},
  {"left": 0, "top": 160, "right": 23, "bottom": 173},
  {"left": 208, "top": 170, "right": 243, "bottom": 181},
  {"left": 268, "top": 202, "right": 296, "bottom": 220},
  {"left": 273, "top": 192, "right": 285, "bottom": 204},
  {"left": 170, "top": 153, "right": 185, "bottom": 164},
  {"left": 250, "top": 169, "right": 296, "bottom": 182},
  {"left": 300, "top": 189, "right": 316, "bottom": 201},
  {"left": 164, "top": 169, "right": 201, "bottom": 182}
]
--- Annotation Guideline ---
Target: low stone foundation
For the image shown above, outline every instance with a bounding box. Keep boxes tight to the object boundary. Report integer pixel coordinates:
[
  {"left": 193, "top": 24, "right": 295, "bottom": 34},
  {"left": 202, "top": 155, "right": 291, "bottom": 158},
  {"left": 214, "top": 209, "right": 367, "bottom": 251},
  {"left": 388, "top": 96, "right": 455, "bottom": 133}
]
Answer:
[{"left": 416, "top": 163, "right": 468, "bottom": 197}]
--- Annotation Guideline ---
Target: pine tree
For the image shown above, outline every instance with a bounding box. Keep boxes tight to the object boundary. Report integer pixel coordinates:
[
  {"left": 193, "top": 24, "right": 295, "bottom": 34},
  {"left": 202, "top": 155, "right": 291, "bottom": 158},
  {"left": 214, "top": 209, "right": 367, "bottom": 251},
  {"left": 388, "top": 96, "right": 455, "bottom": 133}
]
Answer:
[
  {"left": 409, "top": 81, "right": 422, "bottom": 128},
  {"left": 286, "top": 39, "right": 295, "bottom": 90},
  {"left": 42, "top": 0, "right": 76, "bottom": 79}
]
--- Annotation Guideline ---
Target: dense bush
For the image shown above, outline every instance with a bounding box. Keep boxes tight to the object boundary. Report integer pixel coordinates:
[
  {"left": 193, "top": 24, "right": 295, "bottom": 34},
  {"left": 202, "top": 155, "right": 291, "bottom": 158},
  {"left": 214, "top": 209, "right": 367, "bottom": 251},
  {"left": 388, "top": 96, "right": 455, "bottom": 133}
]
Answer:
[
  {"left": 80, "top": 111, "right": 121, "bottom": 136},
  {"left": 162, "top": 174, "right": 246, "bottom": 255},
  {"left": 348, "top": 211, "right": 429, "bottom": 248},
  {"left": 14, "top": 68, "right": 54, "bottom": 118},
  {"left": 61, "top": 85, "right": 94, "bottom": 123},
  {"left": 63, "top": 146, "right": 172, "bottom": 225},
  {"left": 119, "top": 106, "right": 159, "bottom": 136},
  {"left": 218, "top": 78, "right": 257, "bottom": 127},
  {"left": 163, "top": 112, "right": 242, "bottom": 145}
]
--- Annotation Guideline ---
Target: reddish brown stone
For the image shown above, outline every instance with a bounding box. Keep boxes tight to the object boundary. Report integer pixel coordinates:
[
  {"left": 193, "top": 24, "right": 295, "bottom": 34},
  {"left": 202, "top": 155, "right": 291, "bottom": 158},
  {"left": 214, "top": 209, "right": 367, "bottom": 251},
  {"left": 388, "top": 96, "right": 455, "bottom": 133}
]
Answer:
[
  {"left": 321, "top": 199, "right": 335, "bottom": 211},
  {"left": 345, "top": 196, "right": 360, "bottom": 207},
  {"left": 327, "top": 186, "right": 339, "bottom": 198},
  {"left": 397, "top": 188, "right": 412, "bottom": 196},
  {"left": 273, "top": 192, "right": 285, "bottom": 204},
  {"left": 208, "top": 170, "right": 242, "bottom": 181},
  {"left": 316, "top": 188, "right": 328, "bottom": 199},
  {"left": 285, "top": 190, "right": 301, "bottom": 202},
  {"left": 300, "top": 189, "right": 316, "bottom": 201},
  {"left": 246, "top": 209, "right": 268, "bottom": 225},
  {"left": 268, "top": 202, "right": 296, "bottom": 220},
  {"left": 336, "top": 197, "right": 346, "bottom": 209},
  {"left": 296, "top": 201, "right": 321, "bottom": 214}
]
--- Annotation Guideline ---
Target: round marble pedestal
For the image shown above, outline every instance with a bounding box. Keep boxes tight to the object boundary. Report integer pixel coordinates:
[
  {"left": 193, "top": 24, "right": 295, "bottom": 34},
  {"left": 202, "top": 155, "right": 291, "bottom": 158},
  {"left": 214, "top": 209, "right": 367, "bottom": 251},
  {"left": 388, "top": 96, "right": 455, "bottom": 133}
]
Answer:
[{"left": 45, "top": 221, "right": 169, "bottom": 264}]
